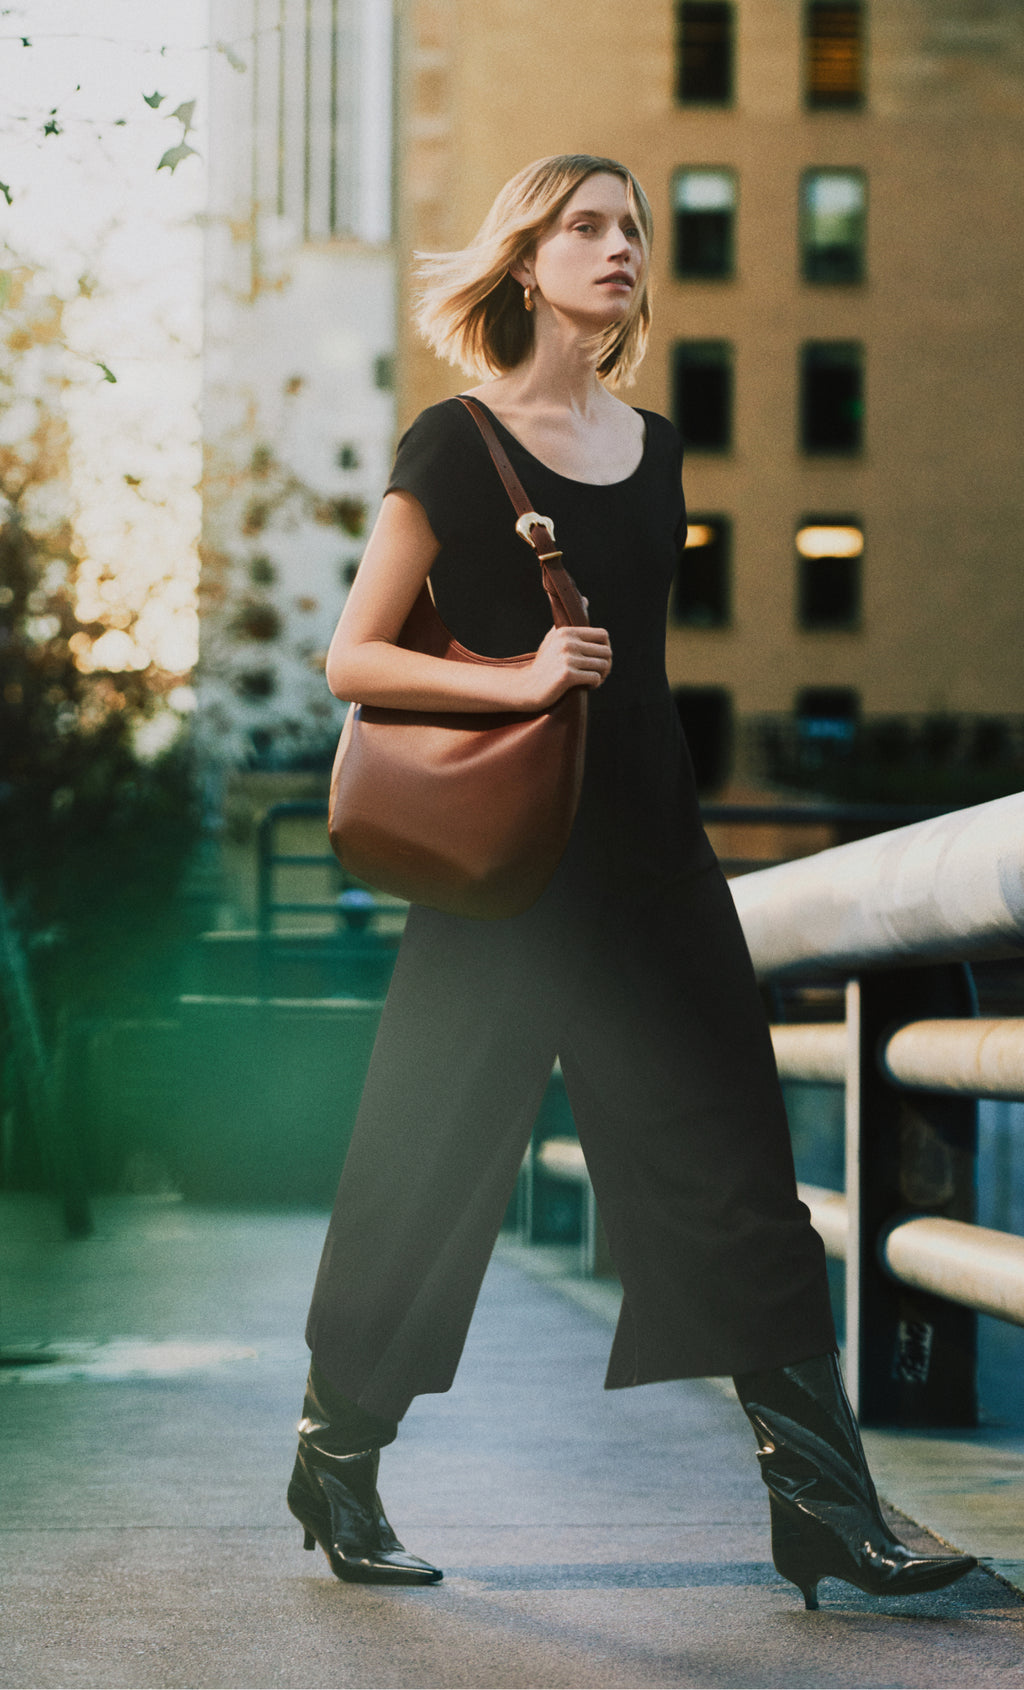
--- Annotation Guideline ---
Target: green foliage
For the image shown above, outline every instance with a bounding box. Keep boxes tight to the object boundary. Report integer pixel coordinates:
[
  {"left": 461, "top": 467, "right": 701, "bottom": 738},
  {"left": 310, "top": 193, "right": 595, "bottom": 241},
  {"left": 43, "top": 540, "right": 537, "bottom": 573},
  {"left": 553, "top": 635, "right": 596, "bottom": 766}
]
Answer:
[
  {"left": 0, "top": 508, "right": 200, "bottom": 1016},
  {"left": 157, "top": 142, "right": 199, "bottom": 175}
]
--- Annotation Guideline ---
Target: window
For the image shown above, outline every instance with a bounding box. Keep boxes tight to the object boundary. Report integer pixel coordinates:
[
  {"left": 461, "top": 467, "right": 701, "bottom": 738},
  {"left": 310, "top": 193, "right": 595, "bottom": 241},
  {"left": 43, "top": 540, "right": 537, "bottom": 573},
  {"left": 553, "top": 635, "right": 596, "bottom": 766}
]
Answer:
[
  {"left": 801, "top": 170, "right": 865, "bottom": 282},
  {"left": 260, "top": 0, "right": 392, "bottom": 243},
  {"left": 674, "top": 687, "right": 733, "bottom": 791},
  {"left": 676, "top": 3, "right": 734, "bottom": 104},
  {"left": 673, "top": 170, "right": 737, "bottom": 279},
  {"left": 673, "top": 517, "right": 732, "bottom": 626},
  {"left": 235, "top": 667, "right": 277, "bottom": 701},
  {"left": 795, "top": 687, "right": 859, "bottom": 744},
  {"left": 796, "top": 519, "right": 863, "bottom": 629},
  {"left": 800, "top": 342, "right": 863, "bottom": 453},
  {"left": 805, "top": 3, "right": 864, "bottom": 108},
  {"left": 673, "top": 342, "right": 733, "bottom": 452}
]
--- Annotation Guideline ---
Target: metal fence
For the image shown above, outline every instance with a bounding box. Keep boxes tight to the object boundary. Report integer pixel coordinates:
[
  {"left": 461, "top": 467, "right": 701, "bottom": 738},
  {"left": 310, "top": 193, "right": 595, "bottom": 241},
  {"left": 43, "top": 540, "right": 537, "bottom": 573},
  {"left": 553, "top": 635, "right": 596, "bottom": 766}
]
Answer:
[
  {"left": 254, "top": 797, "right": 950, "bottom": 927},
  {"left": 732, "top": 789, "right": 1024, "bottom": 1427},
  {"left": 256, "top": 788, "right": 1024, "bottom": 1427},
  {"left": 532, "top": 790, "right": 1024, "bottom": 1428}
]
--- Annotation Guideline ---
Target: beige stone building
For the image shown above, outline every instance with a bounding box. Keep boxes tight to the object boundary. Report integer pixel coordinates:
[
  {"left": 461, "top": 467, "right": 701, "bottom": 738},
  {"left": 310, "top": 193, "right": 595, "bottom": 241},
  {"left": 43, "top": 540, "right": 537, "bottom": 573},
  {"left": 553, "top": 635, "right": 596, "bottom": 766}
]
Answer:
[{"left": 393, "top": 0, "right": 1024, "bottom": 787}]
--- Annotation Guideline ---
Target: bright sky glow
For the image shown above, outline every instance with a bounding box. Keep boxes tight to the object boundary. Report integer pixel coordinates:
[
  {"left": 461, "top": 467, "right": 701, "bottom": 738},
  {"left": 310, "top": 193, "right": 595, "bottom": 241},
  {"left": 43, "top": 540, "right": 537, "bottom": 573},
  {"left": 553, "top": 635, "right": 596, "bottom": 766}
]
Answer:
[{"left": 1, "top": 0, "right": 211, "bottom": 673}]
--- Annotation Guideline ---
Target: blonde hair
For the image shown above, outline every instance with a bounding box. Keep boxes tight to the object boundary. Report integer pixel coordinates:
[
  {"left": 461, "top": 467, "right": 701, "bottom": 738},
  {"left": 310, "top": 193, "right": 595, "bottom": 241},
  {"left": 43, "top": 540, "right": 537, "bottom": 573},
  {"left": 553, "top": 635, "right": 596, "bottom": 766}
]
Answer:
[{"left": 413, "top": 154, "right": 654, "bottom": 388}]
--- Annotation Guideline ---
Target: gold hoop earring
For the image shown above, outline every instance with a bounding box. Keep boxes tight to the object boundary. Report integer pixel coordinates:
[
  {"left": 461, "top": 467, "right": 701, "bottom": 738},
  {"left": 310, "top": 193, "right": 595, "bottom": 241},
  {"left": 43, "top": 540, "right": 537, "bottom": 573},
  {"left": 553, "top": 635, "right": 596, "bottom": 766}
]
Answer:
[{"left": 523, "top": 284, "right": 534, "bottom": 313}]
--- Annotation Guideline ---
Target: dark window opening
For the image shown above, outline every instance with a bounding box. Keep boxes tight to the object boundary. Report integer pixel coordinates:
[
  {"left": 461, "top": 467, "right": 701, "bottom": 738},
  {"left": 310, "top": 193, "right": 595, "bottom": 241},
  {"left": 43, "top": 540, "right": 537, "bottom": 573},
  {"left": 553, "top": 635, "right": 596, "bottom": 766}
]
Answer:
[
  {"left": 231, "top": 599, "right": 283, "bottom": 643},
  {"left": 676, "top": 3, "right": 734, "bottom": 104},
  {"left": 673, "top": 341, "right": 733, "bottom": 452},
  {"left": 249, "top": 554, "right": 277, "bottom": 586},
  {"left": 674, "top": 687, "right": 733, "bottom": 792},
  {"left": 235, "top": 668, "right": 277, "bottom": 701},
  {"left": 796, "top": 518, "right": 863, "bottom": 629},
  {"left": 805, "top": 2, "right": 864, "bottom": 109},
  {"left": 801, "top": 169, "right": 865, "bottom": 283},
  {"left": 673, "top": 169, "right": 736, "bottom": 279},
  {"left": 800, "top": 342, "right": 863, "bottom": 454},
  {"left": 337, "top": 442, "right": 361, "bottom": 470},
  {"left": 673, "top": 516, "right": 732, "bottom": 627},
  {"left": 795, "top": 687, "right": 859, "bottom": 744}
]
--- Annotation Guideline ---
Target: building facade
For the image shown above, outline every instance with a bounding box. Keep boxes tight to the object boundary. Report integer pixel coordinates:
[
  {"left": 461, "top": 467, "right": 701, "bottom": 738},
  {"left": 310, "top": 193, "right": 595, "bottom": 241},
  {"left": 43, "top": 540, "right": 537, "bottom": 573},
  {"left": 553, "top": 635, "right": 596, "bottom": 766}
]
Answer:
[
  {"left": 200, "top": 0, "right": 396, "bottom": 769},
  {"left": 395, "top": 0, "right": 1024, "bottom": 788}
]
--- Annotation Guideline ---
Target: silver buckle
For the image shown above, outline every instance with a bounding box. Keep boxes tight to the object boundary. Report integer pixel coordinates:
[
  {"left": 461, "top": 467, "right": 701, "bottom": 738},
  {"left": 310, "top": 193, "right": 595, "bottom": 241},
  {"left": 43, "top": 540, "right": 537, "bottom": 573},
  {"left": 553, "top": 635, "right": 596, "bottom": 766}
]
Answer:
[{"left": 515, "top": 510, "right": 556, "bottom": 549}]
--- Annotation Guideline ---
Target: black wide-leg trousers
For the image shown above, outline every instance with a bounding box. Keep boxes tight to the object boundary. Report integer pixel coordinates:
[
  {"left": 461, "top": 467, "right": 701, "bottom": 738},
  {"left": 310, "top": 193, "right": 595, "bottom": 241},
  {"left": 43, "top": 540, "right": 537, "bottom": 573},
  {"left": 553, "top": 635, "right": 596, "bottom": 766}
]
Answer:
[{"left": 305, "top": 856, "right": 836, "bottom": 1423}]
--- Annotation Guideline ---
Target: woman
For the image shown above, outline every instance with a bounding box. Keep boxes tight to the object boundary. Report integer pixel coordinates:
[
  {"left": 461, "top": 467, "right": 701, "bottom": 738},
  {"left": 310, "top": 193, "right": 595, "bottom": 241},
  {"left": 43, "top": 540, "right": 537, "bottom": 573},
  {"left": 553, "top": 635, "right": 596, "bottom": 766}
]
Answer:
[{"left": 287, "top": 155, "right": 975, "bottom": 1610}]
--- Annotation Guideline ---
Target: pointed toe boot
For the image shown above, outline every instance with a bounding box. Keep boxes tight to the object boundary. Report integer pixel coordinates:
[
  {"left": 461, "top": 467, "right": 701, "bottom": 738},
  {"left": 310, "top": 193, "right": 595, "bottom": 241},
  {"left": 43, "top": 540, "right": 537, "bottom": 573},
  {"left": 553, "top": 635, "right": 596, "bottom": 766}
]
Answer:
[
  {"left": 288, "top": 1445, "right": 443, "bottom": 1585},
  {"left": 734, "top": 1352, "right": 976, "bottom": 1610},
  {"left": 287, "top": 1365, "right": 442, "bottom": 1586}
]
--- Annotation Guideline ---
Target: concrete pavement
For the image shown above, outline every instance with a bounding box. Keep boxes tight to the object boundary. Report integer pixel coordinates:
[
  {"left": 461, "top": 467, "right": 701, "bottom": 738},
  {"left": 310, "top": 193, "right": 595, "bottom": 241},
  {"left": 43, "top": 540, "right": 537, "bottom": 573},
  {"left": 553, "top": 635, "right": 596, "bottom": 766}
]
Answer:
[{"left": 0, "top": 1194, "right": 1021, "bottom": 1689}]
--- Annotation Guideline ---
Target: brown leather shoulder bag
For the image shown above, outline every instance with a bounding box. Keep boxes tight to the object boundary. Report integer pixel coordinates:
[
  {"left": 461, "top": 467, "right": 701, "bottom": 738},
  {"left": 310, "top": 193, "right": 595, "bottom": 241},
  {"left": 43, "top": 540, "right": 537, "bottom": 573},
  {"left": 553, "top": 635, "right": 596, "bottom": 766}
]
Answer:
[{"left": 328, "top": 395, "right": 589, "bottom": 920}]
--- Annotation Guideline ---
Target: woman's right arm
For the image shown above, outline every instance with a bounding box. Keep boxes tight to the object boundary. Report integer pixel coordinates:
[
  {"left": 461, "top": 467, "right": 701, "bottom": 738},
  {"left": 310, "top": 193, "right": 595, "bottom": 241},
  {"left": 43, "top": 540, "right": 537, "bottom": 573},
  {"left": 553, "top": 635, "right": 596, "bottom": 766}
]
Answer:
[{"left": 325, "top": 490, "right": 612, "bottom": 713}]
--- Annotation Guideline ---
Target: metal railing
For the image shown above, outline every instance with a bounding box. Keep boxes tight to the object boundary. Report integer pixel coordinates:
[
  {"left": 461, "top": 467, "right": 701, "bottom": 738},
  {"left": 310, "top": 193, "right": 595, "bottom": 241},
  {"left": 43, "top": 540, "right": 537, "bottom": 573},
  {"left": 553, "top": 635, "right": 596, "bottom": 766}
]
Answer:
[
  {"left": 258, "top": 786, "right": 1024, "bottom": 1424},
  {"left": 255, "top": 796, "right": 948, "bottom": 929},
  {"left": 530, "top": 790, "right": 1024, "bottom": 1428},
  {"left": 256, "top": 801, "right": 343, "bottom": 932}
]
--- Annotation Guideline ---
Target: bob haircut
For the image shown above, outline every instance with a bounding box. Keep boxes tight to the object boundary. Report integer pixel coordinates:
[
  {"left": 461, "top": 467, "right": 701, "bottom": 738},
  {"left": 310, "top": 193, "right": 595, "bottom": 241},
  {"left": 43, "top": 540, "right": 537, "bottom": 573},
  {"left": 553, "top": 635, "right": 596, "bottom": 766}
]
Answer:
[{"left": 413, "top": 154, "right": 654, "bottom": 388}]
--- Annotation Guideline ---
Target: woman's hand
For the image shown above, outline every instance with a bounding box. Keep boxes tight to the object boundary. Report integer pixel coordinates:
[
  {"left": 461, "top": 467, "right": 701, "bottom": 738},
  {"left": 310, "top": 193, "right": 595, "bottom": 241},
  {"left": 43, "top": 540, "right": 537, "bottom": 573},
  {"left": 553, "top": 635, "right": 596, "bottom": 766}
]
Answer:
[
  {"left": 514, "top": 622, "right": 613, "bottom": 711},
  {"left": 327, "top": 491, "right": 612, "bottom": 715}
]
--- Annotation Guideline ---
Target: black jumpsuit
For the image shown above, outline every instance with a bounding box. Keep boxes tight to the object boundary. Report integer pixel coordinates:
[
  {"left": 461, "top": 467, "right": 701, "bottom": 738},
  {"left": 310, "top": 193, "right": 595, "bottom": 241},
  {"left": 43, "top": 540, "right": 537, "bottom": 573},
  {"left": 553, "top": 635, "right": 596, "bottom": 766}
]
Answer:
[{"left": 306, "top": 397, "right": 836, "bottom": 1423}]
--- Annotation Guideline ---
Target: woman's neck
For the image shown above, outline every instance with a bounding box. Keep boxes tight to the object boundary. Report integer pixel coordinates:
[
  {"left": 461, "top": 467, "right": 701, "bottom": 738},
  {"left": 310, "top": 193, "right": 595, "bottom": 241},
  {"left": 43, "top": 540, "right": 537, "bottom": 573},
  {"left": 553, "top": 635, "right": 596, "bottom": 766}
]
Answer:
[{"left": 485, "top": 320, "right": 612, "bottom": 420}]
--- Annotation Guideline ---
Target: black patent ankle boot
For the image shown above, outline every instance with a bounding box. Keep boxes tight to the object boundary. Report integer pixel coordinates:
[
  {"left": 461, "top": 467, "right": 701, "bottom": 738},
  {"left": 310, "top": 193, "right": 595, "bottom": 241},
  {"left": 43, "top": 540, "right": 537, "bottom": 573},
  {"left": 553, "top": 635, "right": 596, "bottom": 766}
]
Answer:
[
  {"left": 733, "top": 1352, "right": 976, "bottom": 1610},
  {"left": 287, "top": 1365, "right": 442, "bottom": 1585}
]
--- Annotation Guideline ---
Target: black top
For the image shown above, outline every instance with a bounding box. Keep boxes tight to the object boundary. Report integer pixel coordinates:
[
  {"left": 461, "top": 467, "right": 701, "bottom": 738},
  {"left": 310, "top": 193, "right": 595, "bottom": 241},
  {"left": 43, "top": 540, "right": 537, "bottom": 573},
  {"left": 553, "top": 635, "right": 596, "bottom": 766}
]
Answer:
[{"left": 386, "top": 396, "right": 715, "bottom": 895}]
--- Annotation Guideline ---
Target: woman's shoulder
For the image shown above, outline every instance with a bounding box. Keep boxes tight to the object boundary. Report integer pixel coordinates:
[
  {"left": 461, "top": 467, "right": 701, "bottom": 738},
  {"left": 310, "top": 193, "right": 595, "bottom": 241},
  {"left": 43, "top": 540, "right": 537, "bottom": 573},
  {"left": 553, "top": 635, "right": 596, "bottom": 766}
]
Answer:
[
  {"left": 387, "top": 397, "right": 488, "bottom": 541},
  {"left": 633, "top": 406, "right": 684, "bottom": 457},
  {"left": 395, "top": 395, "right": 477, "bottom": 452}
]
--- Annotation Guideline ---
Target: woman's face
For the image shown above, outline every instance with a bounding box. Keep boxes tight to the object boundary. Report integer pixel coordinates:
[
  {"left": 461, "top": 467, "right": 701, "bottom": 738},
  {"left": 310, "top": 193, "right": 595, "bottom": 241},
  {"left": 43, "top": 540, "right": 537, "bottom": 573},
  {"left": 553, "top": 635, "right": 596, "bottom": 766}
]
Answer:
[{"left": 524, "top": 172, "right": 646, "bottom": 329}]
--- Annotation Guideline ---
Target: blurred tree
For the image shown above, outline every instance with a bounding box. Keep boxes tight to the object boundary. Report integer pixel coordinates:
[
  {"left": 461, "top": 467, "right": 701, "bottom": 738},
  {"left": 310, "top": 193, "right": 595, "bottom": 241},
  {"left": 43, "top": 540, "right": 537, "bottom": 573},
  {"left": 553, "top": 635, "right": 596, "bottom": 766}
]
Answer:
[{"left": 0, "top": 264, "right": 200, "bottom": 1024}]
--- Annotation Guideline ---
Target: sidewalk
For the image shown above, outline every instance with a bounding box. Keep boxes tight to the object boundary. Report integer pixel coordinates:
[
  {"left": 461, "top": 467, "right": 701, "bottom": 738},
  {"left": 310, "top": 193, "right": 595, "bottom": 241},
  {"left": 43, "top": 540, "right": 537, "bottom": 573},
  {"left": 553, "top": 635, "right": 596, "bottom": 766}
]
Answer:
[{"left": 0, "top": 1195, "right": 1021, "bottom": 1690}]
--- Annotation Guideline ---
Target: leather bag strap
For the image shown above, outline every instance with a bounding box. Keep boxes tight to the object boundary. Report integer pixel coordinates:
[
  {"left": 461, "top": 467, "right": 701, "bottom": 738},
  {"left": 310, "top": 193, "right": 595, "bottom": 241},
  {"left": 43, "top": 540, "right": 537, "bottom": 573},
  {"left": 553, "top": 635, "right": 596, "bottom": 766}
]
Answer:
[{"left": 456, "top": 394, "right": 590, "bottom": 630}]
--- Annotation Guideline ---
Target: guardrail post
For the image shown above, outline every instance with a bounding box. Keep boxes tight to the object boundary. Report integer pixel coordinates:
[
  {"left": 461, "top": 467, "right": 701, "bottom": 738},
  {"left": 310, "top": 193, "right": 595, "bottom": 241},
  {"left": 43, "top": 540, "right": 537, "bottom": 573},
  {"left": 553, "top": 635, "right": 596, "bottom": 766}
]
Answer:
[
  {"left": 845, "top": 966, "right": 979, "bottom": 1427},
  {"left": 256, "top": 809, "right": 275, "bottom": 936}
]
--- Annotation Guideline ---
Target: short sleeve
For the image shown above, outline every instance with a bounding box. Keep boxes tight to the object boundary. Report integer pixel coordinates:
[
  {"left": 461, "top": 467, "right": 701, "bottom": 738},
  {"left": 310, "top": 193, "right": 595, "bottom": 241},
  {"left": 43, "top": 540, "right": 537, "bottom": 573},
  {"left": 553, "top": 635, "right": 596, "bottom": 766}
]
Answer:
[{"left": 385, "top": 400, "right": 472, "bottom": 548}]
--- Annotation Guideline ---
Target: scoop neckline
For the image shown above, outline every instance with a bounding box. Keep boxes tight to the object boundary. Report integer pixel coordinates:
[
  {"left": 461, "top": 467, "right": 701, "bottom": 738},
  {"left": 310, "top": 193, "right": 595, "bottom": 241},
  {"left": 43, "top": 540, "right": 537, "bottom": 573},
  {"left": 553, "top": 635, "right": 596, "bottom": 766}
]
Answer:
[{"left": 459, "top": 395, "right": 650, "bottom": 489}]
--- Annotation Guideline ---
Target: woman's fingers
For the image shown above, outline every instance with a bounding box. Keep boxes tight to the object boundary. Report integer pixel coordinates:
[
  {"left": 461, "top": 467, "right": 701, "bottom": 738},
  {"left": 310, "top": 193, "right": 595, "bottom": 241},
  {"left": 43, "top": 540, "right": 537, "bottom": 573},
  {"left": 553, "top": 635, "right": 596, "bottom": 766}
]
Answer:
[
  {"left": 561, "top": 636, "right": 612, "bottom": 688},
  {"left": 528, "top": 623, "right": 612, "bottom": 705}
]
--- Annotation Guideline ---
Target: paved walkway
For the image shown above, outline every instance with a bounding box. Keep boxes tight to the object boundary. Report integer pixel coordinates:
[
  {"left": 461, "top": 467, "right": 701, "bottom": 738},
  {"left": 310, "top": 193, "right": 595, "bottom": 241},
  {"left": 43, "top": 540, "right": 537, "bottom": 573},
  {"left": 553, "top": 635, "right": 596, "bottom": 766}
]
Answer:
[{"left": 0, "top": 1196, "right": 1021, "bottom": 1689}]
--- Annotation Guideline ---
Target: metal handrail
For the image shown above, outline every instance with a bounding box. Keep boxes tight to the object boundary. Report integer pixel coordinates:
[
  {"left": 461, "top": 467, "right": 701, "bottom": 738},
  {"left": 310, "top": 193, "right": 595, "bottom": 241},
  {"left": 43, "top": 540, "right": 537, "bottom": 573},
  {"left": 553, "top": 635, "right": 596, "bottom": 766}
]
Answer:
[
  {"left": 253, "top": 795, "right": 950, "bottom": 931},
  {"left": 734, "top": 791, "right": 1024, "bottom": 1422},
  {"left": 528, "top": 789, "right": 1024, "bottom": 1426},
  {"left": 772, "top": 1017, "right": 1024, "bottom": 1100},
  {"left": 729, "top": 789, "right": 1024, "bottom": 977}
]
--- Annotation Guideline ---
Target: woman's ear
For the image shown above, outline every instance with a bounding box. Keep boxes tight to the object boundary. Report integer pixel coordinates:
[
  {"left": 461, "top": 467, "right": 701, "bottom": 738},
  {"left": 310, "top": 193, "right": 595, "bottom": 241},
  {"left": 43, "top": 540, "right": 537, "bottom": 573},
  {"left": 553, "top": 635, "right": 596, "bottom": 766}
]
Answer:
[{"left": 508, "top": 259, "right": 533, "bottom": 290}]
